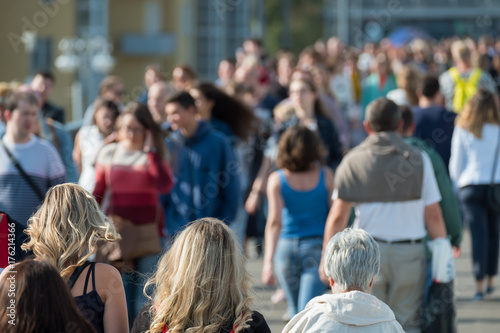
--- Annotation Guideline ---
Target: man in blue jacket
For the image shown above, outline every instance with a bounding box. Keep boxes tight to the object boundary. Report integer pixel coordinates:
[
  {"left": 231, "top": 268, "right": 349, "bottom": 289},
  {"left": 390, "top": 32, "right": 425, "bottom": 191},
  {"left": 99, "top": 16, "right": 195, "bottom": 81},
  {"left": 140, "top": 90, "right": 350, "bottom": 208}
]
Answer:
[{"left": 162, "top": 91, "right": 240, "bottom": 239}]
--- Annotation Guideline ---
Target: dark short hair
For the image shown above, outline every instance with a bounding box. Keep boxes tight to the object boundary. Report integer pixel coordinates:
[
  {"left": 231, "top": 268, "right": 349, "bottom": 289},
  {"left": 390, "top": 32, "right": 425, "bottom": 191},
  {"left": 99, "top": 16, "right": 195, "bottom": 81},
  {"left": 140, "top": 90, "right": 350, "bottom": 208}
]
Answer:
[
  {"left": 365, "top": 97, "right": 401, "bottom": 132},
  {"left": 277, "top": 125, "right": 327, "bottom": 172},
  {"left": 5, "top": 92, "right": 39, "bottom": 112},
  {"left": 399, "top": 105, "right": 414, "bottom": 134},
  {"left": 167, "top": 91, "right": 196, "bottom": 110},
  {"left": 34, "top": 71, "right": 55, "bottom": 84},
  {"left": 418, "top": 75, "right": 440, "bottom": 99},
  {"left": 173, "top": 64, "right": 197, "bottom": 79},
  {"left": 244, "top": 37, "right": 262, "bottom": 47},
  {"left": 221, "top": 58, "right": 236, "bottom": 66},
  {"left": 93, "top": 98, "right": 120, "bottom": 120}
]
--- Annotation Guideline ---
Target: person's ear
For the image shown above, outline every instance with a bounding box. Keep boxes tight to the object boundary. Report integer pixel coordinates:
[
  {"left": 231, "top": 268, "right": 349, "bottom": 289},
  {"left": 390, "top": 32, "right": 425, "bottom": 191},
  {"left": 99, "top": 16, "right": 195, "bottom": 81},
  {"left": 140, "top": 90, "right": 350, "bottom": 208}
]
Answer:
[
  {"left": 363, "top": 120, "right": 372, "bottom": 135},
  {"left": 329, "top": 277, "right": 335, "bottom": 289},
  {"left": 396, "top": 119, "right": 404, "bottom": 133},
  {"left": 410, "top": 123, "right": 416, "bottom": 136},
  {"left": 366, "top": 276, "right": 376, "bottom": 293},
  {"left": 4, "top": 109, "right": 12, "bottom": 122}
]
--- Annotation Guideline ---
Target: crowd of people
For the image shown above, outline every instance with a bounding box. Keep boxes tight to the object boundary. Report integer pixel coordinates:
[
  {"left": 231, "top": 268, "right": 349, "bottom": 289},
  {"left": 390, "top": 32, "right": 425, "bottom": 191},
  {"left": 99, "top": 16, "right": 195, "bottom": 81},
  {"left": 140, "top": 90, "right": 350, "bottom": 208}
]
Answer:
[{"left": 1, "top": 33, "right": 500, "bottom": 333}]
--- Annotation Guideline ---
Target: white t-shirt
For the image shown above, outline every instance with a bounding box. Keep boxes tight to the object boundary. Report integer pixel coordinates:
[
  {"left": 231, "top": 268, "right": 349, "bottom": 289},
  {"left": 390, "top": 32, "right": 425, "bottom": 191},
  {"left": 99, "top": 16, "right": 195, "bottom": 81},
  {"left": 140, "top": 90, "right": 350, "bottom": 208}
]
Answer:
[{"left": 333, "top": 151, "right": 441, "bottom": 241}]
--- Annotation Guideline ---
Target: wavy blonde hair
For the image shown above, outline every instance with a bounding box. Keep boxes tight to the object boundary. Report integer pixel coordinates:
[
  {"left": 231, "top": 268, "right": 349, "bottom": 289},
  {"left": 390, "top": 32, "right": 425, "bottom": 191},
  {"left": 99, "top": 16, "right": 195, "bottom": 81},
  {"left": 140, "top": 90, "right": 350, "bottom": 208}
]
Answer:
[
  {"left": 145, "top": 218, "right": 253, "bottom": 333},
  {"left": 456, "top": 88, "right": 500, "bottom": 138},
  {"left": 22, "top": 183, "right": 120, "bottom": 279}
]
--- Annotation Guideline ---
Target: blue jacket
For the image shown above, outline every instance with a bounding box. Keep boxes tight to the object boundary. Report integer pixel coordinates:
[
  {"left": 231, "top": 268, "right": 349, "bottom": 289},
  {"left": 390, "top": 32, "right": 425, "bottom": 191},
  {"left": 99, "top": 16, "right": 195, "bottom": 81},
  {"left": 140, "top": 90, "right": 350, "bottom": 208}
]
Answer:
[
  {"left": 162, "top": 121, "right": 240, "bottom": 237},
  {"left": 41, "top": 120, "right": 79, "bottom": 183}
]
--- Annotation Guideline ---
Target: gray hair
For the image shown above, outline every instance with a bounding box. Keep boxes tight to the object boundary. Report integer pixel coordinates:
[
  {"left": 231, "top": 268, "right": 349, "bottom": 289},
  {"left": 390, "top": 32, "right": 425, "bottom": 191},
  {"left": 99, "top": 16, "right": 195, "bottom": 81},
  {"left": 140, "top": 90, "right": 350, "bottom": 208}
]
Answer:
[{"left": 324, "top": 228, "right": 380, "bottom": 292}]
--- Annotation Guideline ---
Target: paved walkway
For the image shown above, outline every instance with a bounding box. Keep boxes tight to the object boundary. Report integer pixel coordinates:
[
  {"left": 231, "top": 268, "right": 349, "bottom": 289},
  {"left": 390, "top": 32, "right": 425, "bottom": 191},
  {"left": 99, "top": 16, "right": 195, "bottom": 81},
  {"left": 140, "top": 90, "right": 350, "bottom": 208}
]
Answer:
[{"left": 246, "top": 230, "right": 500, "bottom": 332}]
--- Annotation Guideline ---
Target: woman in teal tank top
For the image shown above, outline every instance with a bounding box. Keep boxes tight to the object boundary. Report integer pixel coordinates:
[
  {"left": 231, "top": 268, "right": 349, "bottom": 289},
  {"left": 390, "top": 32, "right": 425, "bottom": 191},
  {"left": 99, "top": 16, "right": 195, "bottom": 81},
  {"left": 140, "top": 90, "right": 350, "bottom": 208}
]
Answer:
[{"left": 262, "top": 125, "right": 335, "bottom": 316}]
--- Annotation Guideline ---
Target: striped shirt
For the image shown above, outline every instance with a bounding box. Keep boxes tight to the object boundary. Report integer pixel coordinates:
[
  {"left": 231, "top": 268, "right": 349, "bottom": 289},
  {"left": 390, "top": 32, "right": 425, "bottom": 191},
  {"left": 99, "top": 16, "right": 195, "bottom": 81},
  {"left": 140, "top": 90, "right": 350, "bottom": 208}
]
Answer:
[
  {"left": 93, "top": 142, "right": 173, "bottom": 228},
  {"left": 0, "top": 135, "right": 66, "bottom": 225}
]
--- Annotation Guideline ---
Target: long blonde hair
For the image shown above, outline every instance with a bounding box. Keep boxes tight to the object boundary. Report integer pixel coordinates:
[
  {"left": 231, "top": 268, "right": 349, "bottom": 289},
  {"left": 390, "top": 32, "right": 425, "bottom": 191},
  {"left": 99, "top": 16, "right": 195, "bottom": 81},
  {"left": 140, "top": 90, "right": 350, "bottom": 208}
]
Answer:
[
  {"left": 456, "top": 88, "right": 500, "bottom": 138},
  {"left": 396, "top": 66, "right": 419, "bottom": 106},
  {"left": 22, "top": 183, "right": 120, "bottom": 278},
  {"left": 145, "top": 218, "right": 253, "bottom": 333}
]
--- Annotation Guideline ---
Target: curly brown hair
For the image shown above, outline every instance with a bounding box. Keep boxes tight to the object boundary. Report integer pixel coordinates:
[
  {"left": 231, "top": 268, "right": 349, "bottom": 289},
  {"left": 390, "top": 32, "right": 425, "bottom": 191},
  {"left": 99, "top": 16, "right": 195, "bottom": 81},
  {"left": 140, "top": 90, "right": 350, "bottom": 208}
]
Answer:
[{"left": 276, "top": 125, "right": 327, "bottom": 172}]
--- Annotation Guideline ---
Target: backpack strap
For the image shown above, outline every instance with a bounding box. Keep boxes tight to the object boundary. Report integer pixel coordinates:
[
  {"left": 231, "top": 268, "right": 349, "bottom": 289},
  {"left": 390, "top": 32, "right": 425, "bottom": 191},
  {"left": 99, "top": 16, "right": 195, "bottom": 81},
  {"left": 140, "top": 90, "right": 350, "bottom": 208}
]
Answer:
[
  {"left": 45, "top": 118, "right": 61, "bottom": 153},
  {"left": 469, "top": 68, "right": 482, "bottom": 85},
  {"left": 449, "top": 67, "right": 482, "bottom": 112}
]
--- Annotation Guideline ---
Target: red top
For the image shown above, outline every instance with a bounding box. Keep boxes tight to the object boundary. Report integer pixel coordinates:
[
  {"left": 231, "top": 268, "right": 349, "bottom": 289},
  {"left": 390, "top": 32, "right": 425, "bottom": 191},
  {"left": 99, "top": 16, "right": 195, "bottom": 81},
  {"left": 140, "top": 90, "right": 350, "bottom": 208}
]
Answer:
[
  {"left": 0, "top": 213, "right": 9, "bottom": 269},
  {"left": 93, "top": 144, "right": 174, "bottom": 236}
]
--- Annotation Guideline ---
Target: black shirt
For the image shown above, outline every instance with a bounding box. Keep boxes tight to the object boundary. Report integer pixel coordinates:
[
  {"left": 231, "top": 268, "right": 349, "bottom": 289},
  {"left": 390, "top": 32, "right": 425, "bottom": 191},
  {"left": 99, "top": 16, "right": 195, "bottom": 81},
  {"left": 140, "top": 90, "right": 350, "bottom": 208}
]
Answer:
[
  {"left": 131, "top": 304, "right": 271, "bottom": 333},
  {"left": 41, "top": 101, "right": 65, "bottom": 124}
]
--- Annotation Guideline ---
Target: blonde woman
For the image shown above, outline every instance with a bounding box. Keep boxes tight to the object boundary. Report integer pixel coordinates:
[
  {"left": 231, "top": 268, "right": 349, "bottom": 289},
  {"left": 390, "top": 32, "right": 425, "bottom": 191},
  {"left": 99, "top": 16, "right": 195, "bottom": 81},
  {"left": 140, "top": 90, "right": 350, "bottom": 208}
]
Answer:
[
  {"left": 450, "top": 88, "right": 500, "bottom": 301},
  {"left": 386, "top": 65, "right": 419, "bottom": 107},
  {"left": 22, "top": 183, "right": 128, "bottom": 333},
  {"left": 131, "top": 218, "right": 271, "bottom": 333}
]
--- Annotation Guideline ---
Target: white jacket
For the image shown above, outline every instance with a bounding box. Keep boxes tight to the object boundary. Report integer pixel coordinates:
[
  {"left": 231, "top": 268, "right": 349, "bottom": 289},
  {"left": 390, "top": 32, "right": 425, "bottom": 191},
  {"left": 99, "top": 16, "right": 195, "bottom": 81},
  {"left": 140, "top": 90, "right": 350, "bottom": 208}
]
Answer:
[{"left": 282, "top": 291, "right": 404, "bottom": 333}]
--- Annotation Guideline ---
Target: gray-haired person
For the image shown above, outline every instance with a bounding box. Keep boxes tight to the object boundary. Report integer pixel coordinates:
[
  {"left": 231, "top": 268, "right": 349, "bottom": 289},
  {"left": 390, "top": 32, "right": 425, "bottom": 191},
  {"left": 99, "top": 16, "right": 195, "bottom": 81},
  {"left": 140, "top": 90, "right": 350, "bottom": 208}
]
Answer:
[{"left": 283, "top": 228, "right": 404, "bottom": 333}]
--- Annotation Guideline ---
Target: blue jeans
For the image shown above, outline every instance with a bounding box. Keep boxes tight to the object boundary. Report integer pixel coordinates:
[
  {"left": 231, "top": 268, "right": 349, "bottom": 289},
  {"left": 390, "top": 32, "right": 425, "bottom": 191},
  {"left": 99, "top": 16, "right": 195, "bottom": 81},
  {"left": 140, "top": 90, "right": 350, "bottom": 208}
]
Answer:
[
  {"left": 274, "top": 237, "right": 326, "bottom": 316},
  {"left": 122, "top": 253, "right": 159, "bottom": 327},
  {"left": 459, "top": 185, "right": 500, "bottom": 280}
]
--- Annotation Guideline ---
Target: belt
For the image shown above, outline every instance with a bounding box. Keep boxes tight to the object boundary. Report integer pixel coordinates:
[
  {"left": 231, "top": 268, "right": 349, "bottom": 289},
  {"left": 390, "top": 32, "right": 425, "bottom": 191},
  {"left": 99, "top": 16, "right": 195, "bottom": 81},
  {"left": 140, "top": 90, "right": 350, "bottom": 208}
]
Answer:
[{"left": 373, "top": 237, "right": 423, "bottom": 244}]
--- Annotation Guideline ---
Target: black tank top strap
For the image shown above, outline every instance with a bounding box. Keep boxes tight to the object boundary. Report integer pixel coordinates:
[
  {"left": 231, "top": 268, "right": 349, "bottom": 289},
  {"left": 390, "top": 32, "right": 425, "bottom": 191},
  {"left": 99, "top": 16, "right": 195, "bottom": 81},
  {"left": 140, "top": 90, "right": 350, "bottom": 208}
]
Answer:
[
  {"left": 90, "top": 262, "right": 97, "bottom": 292},
  {"left": 67, "top": 261, "right": 92, "bottom": 289},
  {"left": 83, "top": 262, "right": 95, "bottom": 294}
]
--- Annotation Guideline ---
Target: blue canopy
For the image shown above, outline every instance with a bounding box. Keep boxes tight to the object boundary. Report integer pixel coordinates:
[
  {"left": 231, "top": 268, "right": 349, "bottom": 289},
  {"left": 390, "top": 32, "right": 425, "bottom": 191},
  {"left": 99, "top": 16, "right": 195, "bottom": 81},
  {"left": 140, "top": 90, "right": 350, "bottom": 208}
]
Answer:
[{"left": 388, "top": 26, "right": 432, "bottom": 47}]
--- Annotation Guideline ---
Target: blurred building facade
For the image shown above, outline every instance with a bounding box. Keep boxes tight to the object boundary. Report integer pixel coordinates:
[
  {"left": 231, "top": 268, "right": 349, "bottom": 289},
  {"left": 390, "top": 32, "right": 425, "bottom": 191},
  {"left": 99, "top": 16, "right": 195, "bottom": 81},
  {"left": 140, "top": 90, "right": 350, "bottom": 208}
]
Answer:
[
  {"left": 0, "top": 0, "right": 251, "bottom": 122},
  {"left": 325, "top": 0, "right": 500, "bottom": 47}
]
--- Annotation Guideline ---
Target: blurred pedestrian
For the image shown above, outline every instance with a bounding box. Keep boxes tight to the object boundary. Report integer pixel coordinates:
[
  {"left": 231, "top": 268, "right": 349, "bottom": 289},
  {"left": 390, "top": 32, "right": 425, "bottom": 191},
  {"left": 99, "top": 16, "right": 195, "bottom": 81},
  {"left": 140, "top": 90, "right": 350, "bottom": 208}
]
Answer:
[
  {"left": 449, "top": 88, "right": 500, "bottom": 300},
  {"left": 262, "top": 125, "right": 333, "bottom": 317}
]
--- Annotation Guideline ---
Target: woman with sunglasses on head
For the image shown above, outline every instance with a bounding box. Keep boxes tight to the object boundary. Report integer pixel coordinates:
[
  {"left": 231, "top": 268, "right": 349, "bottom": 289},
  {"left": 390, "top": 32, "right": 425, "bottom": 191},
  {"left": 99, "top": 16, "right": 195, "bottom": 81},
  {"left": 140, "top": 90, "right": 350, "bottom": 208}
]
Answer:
[{"left": 93, "top": 102, "right": 174, "bottom": 324}]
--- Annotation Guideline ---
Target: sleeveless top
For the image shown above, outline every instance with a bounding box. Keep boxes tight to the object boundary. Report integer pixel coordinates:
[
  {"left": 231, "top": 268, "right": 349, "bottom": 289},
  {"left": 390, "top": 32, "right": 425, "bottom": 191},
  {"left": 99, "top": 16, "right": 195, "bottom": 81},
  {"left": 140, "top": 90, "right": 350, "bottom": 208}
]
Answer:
[
  {"left": 68, "top": 261, "right": 105, "bottom": 333},
  {"left": 279, "top": 168, "right": 329, "bottom": 239}
]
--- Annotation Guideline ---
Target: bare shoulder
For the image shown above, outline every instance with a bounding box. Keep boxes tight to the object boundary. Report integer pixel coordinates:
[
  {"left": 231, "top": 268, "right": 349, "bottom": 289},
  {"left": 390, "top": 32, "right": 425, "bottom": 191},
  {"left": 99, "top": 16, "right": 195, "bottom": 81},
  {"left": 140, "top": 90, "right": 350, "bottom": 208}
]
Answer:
[
  {"left": 93, "top": 263, "right": 125, "bottom": 301},
  {"left": 0, "top": 264, "right": 18, "bottom": 281},
  {"left": 268, "top": 171, "right": 281, "bottom": 187},
  {"left": 324, "top": 167, "right": 335, "bottom": 185},
  {"left": 94, "top": 263, "right": 122, "bottom": 282}
]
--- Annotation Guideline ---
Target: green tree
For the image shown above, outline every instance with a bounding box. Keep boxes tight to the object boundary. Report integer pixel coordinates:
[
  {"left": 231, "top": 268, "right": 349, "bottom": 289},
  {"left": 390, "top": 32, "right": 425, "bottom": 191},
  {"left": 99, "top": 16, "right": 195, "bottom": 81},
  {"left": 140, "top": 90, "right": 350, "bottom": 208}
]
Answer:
[{"left": 264, "top": 0, "right": 324, "bottom": 56}]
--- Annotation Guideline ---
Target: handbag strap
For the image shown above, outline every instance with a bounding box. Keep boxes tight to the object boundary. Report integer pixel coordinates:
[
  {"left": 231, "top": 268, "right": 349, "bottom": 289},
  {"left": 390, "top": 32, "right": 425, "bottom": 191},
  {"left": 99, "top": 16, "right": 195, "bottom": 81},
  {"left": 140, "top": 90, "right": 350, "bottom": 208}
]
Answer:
[
  {"left": 491, "top": 128, "right": 500, "bottom": 186},
  {"left": 1, "top": 139, "right": 45, "bottom": 201},
  {"left": 105, "top": 143, "right": 119, "bottom": 215}
]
